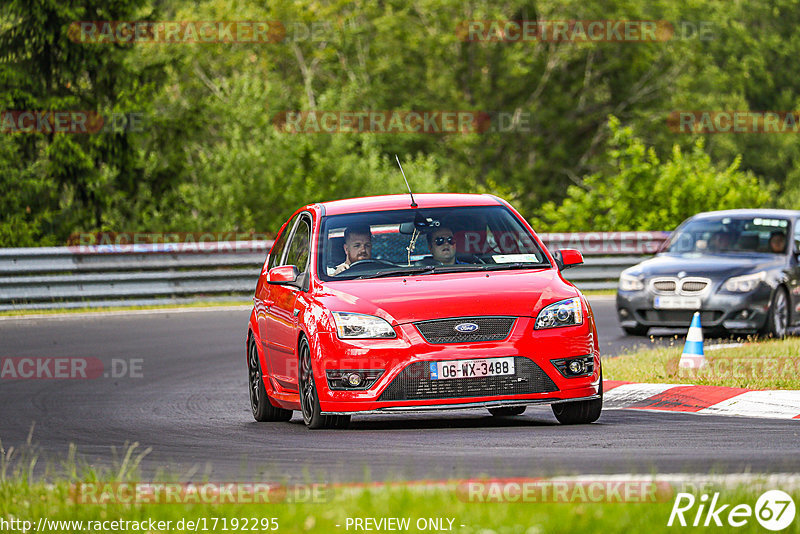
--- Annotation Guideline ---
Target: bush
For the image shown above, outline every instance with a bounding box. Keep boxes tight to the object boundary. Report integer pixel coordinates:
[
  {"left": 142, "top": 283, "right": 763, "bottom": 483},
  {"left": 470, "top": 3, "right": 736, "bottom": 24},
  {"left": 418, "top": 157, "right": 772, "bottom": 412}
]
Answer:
[{"left": 531, "top": 116, "right": 776, "bottom": 232}]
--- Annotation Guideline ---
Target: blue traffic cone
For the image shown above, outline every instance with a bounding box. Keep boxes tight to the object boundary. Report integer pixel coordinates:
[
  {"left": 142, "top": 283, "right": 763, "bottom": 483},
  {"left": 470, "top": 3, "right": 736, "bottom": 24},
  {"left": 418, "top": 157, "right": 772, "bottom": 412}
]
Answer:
[{"left": 679, "top": 312, "right": 706, "bottom": 369}]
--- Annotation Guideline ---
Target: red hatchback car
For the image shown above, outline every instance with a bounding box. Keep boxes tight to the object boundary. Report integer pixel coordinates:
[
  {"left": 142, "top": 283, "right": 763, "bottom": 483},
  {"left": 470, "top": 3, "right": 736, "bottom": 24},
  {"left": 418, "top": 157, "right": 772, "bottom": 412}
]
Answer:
[{"left": 246, "top": 194, "right": 602, "bottom": 429}]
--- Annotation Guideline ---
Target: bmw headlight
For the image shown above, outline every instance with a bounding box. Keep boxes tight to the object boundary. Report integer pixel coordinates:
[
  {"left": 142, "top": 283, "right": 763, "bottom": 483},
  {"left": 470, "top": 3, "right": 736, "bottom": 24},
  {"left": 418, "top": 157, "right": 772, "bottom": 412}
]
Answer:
[
  {"left": 535, "top": 298, "right": 584, "bottom": 330},
  {"left": 619, "top": 273, "right": 645, "bottom": 291},
  {"left": 332, "top": 312, "right": 396, "bottom": 339},
  {"left": 723, "top": 272, "right": 766, "bottom": 293}
]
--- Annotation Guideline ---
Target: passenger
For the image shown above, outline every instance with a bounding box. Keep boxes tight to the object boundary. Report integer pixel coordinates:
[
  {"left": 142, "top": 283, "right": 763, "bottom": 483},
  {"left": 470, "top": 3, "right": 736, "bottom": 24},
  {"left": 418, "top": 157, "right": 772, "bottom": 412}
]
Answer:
[
  {"left": 769, "top": 231, "right": 787, "bottom": 253},
  {"left": 427, "top": 227, "right": 461, "bottom": 265},
  {"left": 329, "top": 225, "right": 372, "bottom": 275}
]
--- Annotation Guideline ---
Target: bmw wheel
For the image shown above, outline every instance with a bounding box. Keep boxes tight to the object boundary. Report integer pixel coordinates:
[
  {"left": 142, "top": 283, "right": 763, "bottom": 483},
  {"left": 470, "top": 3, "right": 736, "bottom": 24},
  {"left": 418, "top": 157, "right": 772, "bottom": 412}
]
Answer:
[
  {"left": 298, "top": 336, "right": 351, "bottom": 429},
  {"left": 248, "top": 338, "right": 292, "bottom": 422},
  {"left": 763, "top": 287, "right": 789, "bottom": 338}
]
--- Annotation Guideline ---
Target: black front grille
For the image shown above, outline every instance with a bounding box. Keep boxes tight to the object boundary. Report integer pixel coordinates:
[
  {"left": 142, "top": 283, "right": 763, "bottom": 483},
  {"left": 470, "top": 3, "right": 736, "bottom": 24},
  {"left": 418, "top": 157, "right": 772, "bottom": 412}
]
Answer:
[
  {"left": 378, "top": 357, "right": 558, "bottom": 402},
  {"left": 414, "top": 316, "right": 516, "bottom": 344},
  {"left": 681, "top": 281, "right": 708, "bottom": 293},
  {"left": 652, "top": 280, "right": 677, "bottom": 293},
  {"left": 640, "top": 309, "right": 723, "bottom": 325}
]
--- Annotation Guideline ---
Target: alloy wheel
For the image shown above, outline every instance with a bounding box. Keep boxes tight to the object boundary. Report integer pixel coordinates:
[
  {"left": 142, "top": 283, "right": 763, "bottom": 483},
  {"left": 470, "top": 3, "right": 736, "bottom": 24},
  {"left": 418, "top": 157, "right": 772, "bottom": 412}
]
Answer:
[
  {"left": 248, "top": 341, "right": 261, "bottom": 415},
  {"left": 299, "top": 339, "right": 315, "bottom": 423}
]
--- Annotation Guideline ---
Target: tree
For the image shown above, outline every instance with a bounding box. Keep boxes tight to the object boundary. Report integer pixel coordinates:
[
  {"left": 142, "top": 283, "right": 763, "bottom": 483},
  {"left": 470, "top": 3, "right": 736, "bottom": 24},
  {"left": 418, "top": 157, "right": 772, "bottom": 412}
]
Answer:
[
  {"left": 0, "top": 0, "right": 165, "bottom": 245},
  {"left": 531, "top": 116, "right": 774, "bottom": 232}
]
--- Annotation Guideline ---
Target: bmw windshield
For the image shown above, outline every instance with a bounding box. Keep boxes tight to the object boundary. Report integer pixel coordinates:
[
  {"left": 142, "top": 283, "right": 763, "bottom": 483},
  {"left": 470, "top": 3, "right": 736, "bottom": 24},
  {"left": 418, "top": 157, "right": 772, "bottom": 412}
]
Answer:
[
  {"left": 317, "top": 206, "right": 549, "bottom": 281},
  {"left": 666, "top": 215, "right": 790, "bottom": 255}
]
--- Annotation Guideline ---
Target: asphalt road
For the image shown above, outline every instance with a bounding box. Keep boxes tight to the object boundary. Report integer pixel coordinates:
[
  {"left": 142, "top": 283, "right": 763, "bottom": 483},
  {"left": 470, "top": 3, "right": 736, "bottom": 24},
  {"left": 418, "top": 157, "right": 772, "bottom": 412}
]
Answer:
[{"left": 0, "top": 299, "right": 798, "bottom": 482}]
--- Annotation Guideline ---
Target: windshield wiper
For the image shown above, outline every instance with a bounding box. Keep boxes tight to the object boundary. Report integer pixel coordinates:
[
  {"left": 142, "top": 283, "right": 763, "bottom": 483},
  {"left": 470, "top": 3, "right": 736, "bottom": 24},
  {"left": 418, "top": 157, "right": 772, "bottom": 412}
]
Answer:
[
  {"left": 432, "top": 262, "right": 548, "bottom": 272},
  {"left": 353, "top": 262, "right": 547, "bottom": 279},
  {"left": 354, "top": 266, "right": 436, "bottom": 279}
]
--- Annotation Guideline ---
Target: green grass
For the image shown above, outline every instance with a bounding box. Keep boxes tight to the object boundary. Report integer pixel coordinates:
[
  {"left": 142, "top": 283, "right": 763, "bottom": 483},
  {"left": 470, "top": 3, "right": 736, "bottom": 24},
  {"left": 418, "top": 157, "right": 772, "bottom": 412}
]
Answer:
[
  {"left": 7, "top": 481, "right": 800, "bottom": 534},
  {"left": 604, "top": 336, "right": 800, "bottom": 389},
  {"left": 0, "top": 300, "right": 251, "bottom": 317},
  {"left": 3, "top": 442, "right": 799, "bottom": 534},
  {"left": 579, "top": 288, "right": 617, "bottom": 296},
  {"left": 2, "top": 443, "right": 798, "bottom": 534}
]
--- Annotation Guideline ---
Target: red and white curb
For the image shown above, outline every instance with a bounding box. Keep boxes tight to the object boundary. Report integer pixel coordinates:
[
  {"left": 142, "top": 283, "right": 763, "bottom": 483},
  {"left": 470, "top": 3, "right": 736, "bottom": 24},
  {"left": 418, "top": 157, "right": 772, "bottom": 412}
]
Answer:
[{"left": 603, "top": 381, "right": 800, "bottom": 420}]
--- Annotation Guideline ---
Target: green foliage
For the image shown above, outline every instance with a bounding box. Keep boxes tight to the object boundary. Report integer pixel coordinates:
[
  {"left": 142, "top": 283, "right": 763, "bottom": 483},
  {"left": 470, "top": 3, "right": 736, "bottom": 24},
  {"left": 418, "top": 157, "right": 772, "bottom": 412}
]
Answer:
[
  {"left": 1, "top": 0, "right": 799, "bottom": 244},
  {"left": 532, "top": 116, "right": 774, "bottom": 232},
  {"left": 0, "top": 0, "right": 165, "bottom": 245}
]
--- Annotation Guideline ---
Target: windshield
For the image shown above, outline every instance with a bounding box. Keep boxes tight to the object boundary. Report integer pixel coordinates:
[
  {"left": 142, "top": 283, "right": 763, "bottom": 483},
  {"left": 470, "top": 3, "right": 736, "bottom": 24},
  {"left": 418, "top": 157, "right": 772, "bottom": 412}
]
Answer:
[
  {"left": 317, "top": 206, "right": 549, "bottom": 280},
  {"left": 667, "top": 216, "right": 790, "bottom": 255}
]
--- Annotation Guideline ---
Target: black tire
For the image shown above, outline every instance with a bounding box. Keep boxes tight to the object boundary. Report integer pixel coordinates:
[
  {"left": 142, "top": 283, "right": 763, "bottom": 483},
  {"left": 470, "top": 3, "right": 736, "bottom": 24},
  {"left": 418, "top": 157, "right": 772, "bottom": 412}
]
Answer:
[
  {"left": 622, "top": 324, "right": 649, "bottom": 336},
  {"left": 298, "top": 336, "right": 351, "bottom": 430},
  {"left": 551, "top": 372, "right": 603, "bottom": 425},
  {"left": 762, "top": 286, "right": 789, "bottom": 338},
  {"left": 248, "top": 339, "right": 292, "bottom": 422},
  {"left": 488, "top": 406, "right": 527, "bottom": 416}
]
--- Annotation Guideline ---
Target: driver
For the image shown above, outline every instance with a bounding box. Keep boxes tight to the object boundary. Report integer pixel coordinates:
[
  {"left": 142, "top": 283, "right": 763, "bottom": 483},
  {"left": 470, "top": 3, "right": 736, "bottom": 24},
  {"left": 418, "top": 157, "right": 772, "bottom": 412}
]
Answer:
[
  {"left": 329, "top": 224, "right": 372, "bottom": 275},
  {"left": 708, "top": 231, "right": 733, "bottom": 252}
]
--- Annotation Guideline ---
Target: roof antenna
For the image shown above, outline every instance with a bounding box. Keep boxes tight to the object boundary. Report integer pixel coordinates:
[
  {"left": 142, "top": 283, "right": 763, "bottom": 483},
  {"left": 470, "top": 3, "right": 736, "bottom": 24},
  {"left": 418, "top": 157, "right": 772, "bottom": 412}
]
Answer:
[{"left": 395, "top": 154, "right": 417, "bottom": 207}]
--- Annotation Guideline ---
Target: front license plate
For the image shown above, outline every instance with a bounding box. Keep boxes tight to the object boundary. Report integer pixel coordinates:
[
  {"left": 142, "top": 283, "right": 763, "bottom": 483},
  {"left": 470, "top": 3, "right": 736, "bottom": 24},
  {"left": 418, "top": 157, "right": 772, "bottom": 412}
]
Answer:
[
  {"left": 430, "top": 357, "right": 515, "bottom": 380},
  {"left": 654, "top": 296, "right": 702, "bottom": 310}
]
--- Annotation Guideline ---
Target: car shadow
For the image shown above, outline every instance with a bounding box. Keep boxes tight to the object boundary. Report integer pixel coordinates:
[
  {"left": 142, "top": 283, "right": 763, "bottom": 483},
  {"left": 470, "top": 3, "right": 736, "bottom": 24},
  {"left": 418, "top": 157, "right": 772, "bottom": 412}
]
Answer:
[{"left": 285, "top": 411, "right": 564, "bottom": 431}]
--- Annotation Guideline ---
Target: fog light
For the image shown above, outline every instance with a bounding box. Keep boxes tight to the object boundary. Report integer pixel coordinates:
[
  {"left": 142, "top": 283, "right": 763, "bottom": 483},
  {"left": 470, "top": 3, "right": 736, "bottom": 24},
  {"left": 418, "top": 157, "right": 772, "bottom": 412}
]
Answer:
[
  {"left": 326, "top": 369, "right": 385, "bottom": 390},
  {"left": 619, "top": 308, "right": 629, "bottom": 318},
  {"left": 551, "top": 356, "right": 593, "bottom": 378},
  {"left": 567, "top": 359, "right": 585, "bottom": 375},
  {"left": 345, "top": 373, "right": 363, "bottom": 387}
]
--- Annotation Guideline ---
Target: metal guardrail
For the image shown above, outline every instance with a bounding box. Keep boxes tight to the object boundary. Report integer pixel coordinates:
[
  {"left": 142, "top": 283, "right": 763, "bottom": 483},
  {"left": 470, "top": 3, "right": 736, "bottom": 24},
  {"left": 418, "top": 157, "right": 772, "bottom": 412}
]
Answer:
[
  {"left": 0, "top": 241, "right": 270, "bottom": 311},
  {"left": 0, "top": 232, "right": 670, "bottom": 310}
]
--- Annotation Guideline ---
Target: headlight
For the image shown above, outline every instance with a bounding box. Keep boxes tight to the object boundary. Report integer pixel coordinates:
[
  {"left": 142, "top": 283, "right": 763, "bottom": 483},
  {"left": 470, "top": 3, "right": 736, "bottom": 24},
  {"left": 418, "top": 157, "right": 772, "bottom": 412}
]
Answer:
[
  {"left": 619, "top": 273, "right": 645, "bottom": 291},
  {"left": 332, "top": 312, "right": 396, "bottom": 339},
  {"left": 723, "top": 272, "right": 766, "bottom": 293},
  {"left": 535, "top": 298, "right": 584, "bottom": 330}
]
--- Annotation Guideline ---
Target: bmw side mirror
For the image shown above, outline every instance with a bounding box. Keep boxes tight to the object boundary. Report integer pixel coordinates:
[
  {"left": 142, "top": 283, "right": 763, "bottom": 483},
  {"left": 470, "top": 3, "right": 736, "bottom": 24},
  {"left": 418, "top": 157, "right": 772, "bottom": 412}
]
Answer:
[
  {"left": 553, "top": 249, "right": 584, "bottom": 270},
  {"left": 267, "top": 265, "right": 300, "bottom": 285}
]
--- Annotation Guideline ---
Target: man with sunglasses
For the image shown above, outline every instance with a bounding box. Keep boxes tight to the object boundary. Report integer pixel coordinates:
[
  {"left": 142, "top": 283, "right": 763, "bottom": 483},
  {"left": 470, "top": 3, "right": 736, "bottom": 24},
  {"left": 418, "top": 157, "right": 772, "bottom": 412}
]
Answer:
[{"left": 427, "top": 227, "right": 462, "bottom": 265}]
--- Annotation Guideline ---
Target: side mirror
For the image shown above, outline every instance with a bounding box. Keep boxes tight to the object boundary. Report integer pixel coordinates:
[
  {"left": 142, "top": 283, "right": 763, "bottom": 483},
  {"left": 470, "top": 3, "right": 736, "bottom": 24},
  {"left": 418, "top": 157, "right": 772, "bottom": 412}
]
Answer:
[
  {"left": 267, "top": 265, "right": 300, "bottom": 285},
  {"left": 553, "top": 249, "right": 584, "bottom": 270}
]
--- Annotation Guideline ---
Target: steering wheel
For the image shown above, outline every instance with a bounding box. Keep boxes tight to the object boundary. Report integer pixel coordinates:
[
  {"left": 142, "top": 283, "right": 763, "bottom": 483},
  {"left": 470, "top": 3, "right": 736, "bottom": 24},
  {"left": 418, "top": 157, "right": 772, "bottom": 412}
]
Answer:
[
  {"left": 465, "top": 254, "right": 487, "bottom": 264},
  {"left": 345, "top": 259, "right": 397, "bottom": 273}
]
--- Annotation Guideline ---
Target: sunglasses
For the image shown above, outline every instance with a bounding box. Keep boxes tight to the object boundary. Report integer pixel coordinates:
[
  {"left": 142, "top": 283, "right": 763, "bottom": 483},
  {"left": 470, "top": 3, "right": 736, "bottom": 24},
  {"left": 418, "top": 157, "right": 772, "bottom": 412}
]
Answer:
[{"left": 434, "top": 236, "right": 454, "bottom": 246}]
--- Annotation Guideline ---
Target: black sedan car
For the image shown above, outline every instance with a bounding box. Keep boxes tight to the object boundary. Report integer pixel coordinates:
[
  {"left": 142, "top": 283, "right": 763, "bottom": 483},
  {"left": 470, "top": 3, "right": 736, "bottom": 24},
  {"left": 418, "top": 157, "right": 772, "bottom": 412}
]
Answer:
[{"left": 617, "top": 209, "right": 800, "bottom": 337}]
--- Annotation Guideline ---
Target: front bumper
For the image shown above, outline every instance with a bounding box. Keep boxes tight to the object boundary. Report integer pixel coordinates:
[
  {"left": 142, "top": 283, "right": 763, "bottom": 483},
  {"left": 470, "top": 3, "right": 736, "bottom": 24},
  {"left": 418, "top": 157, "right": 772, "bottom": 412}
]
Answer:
[
  {"left": 321, "top": 394, "right": 602, "bottom": 415},
  {"left": 616, "top": 285, "right": 773, "bottom": 332},
  {"left": 309, "top": 317, "right": 601, "bottom": 414}
]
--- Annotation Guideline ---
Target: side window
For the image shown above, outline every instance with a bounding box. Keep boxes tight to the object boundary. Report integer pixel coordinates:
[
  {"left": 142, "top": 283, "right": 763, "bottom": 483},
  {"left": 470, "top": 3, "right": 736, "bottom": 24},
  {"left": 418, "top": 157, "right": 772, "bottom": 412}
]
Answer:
[
  {"left": 285, "top": 217, "right": 312, "bottom": 273},
  {"left": 268, "top": 218, "right": 294, "bottom": 269}
]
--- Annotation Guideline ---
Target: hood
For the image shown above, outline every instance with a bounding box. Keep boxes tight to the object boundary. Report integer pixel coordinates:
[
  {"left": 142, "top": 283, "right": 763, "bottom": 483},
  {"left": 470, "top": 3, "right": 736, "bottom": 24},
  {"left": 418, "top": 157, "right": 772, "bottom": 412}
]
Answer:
[
  {"left": 317, "top": 269, "right": 578, "bottom": 324},
  {"left": 626, "top": 252, "right": 785, "bottom": 279}
]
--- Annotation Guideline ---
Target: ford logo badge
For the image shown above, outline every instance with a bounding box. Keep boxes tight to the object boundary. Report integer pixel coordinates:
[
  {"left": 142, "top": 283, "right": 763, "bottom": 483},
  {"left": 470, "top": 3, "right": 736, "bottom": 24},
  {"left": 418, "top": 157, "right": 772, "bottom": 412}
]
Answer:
[{"left": 454, "top": 322, "right": 479, "bottom": 333}]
